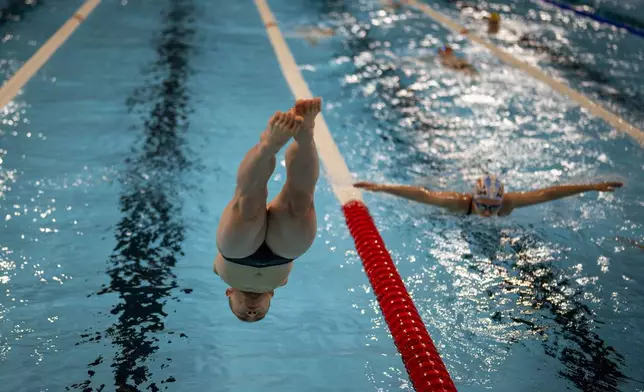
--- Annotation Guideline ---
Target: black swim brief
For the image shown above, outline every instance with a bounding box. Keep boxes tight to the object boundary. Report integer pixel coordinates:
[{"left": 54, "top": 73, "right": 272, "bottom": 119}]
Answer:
[{"left": 220, "top": 242, "right": 293, "bottom": 268}]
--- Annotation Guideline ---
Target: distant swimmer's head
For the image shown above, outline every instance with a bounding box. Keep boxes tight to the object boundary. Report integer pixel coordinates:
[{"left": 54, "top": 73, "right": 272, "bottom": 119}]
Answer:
[
  {"left": 488, "top": 12, "right": 501, "bottom": 34},
  {"left": 438, "top": 45, "right": 454, "bottom": 55},
  {"left": 472, "top": 175, "right": 504, "bottom": 216},
  {"left": 226, "top": 288, "right": 274, "bottom": 322}
]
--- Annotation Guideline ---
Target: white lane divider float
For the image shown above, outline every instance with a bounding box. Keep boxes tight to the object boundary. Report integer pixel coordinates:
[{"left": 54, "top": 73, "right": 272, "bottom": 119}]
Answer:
[{"left": 0, "top": 0, "right": 101, "bottom": 110}]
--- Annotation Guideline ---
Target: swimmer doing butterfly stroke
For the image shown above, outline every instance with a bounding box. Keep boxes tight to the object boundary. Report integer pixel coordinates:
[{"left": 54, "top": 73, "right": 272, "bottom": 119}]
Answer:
[{"left": 355, "top": 175, "right": 622, "bottom": 217}]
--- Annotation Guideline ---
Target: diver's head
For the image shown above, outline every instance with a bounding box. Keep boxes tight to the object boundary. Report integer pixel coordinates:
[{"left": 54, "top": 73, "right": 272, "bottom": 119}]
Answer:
[
  {"left": 472, "top": 175, "right": 504, "bottom": 216},
  {"left": 226, "top": 288, "right": 274, "bottom": 322}
]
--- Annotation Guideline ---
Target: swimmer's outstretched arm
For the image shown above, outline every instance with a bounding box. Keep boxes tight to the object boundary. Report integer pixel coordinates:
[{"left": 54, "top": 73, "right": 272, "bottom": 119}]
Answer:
[
  {"left": 354, "top": 182, "right": 471, "bottom": 213},
  {"left": 504, "top": 181, "right": 623, "bottom": 209}
]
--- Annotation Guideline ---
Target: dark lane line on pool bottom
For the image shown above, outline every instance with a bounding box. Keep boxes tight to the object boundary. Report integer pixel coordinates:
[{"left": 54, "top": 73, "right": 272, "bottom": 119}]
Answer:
[
  {"left": 67, "top": 0, "right": 197, "bottom": 391},
  {"left": 460, "top": 223, "right": 628, "bottom": 392}
]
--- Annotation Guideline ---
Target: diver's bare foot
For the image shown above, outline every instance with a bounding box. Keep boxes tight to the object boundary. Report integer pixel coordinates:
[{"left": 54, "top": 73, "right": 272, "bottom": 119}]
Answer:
[
  {"left": 292, "top": 97, "right": 321, "bottom": 143},
  {"left": 262, "top": 111, "right": 303, "bottom": 153}
]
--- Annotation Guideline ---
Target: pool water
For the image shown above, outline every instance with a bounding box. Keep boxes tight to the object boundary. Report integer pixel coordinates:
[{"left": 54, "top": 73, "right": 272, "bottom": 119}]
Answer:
[
  {"left": 432, "top": 0, "right": 644, "bottom": 126},
  {"left": 1, "top": 0, "right": 643, "bottom": 391}
]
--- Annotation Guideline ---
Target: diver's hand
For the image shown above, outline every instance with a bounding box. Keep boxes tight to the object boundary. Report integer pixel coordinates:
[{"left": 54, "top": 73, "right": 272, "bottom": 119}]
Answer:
[
  {"left": 593, "top": 182, "right": 623, "bottom": 192},
  {"left": 354, "top": 181, "right": 384, "bottom": 192}
]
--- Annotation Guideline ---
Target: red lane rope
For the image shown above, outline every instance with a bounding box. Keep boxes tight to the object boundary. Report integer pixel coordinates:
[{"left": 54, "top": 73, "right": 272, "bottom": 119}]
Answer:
[{"left": 342, "top": 200, "right": 457, "bottom": 392}]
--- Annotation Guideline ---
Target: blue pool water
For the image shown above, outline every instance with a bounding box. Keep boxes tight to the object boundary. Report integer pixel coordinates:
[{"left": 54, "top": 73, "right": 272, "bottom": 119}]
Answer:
[{"left": 1, "top": 0, "right": 643, "bottom": 391}]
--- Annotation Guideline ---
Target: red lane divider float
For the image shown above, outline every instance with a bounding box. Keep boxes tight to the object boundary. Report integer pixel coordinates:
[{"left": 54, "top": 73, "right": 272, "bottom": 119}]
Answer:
[{"left": 342, "top": 200, "right": 457, "bottom": 392}]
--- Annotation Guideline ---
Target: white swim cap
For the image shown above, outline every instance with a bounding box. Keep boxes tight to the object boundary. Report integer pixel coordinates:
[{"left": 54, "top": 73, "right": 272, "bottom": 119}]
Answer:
[{"left": 474, "top": 175, "right": 504, "bottom": 201}]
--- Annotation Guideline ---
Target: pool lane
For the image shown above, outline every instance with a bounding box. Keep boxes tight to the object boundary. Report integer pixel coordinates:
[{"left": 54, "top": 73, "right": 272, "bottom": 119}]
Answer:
[{"left": 1, "top": 0, "right": 384, "bottom": 391}]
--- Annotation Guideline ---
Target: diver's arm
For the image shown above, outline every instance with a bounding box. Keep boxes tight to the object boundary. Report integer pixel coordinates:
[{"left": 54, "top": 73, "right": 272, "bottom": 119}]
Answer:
[
  {"left": 354, "top": 182, "right": 471, "bottom": 213},
  {"left": 505, "top": 182, "right": 623, "bottom": 208}
]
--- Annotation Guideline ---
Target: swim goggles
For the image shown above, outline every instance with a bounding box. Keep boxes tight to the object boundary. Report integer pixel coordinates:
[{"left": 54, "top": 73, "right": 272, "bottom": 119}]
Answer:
[{"left": 473, "top": 200, "right": 502, "bottom": 213}]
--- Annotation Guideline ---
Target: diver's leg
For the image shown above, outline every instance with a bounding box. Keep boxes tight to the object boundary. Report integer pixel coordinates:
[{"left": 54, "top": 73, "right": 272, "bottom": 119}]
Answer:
[
  {"left": 216, "top": 111, "right": 302, "bottom": 258},
  {"left": 265, "top": 98, "right": 321, "bottom": 258}
]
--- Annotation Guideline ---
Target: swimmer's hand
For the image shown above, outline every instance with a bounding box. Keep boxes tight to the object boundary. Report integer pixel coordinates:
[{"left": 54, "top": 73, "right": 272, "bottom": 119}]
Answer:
[
  {"left": 592, "top": 181, "right": 623, "bottom": 192},
  {"left": 354, "top": 181, "right": 384, "bottom": 192}
]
